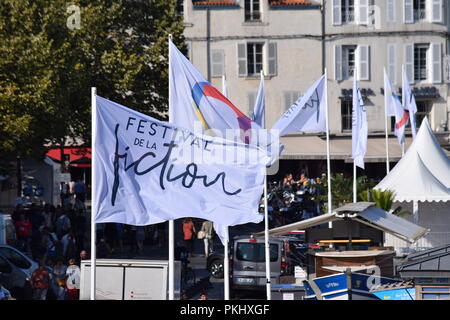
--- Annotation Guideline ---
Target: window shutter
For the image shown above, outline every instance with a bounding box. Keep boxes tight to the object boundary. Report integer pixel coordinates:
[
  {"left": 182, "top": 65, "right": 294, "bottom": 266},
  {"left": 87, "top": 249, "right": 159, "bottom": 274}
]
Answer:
[
  {"left": 357, "top": 45, "right": 370, "bottom": 80},
  {"left": 268, "top": 42, "right": 277, "bottom": 76},
  {"left": 211, "top": 49, "right": 224, "bottom": 77},
  {"left": 387, "top": 43, "right": 397, "bottom": 84},
  {"left": 403, "top": 0, "right": 414, "bottom": 23},
  {"left": 431, "top": 0, "right": 443, "bottom": 23},
  {"left": 332, "top": 0, "right": 342, "bottom": 25},
  {"left": 404, "top": 43, "right": 414, "bottom": 83},
  {"left": 334, "top": 45, "right": 343, "bottom": 81},
  {"left": 357, "top": 0, "right": 369, "bottom": 25},
  {"left": 431, "top": 42, "right": 442, "bottom": 83},
  {"left": 386, "top": 0, "right": 396, "bottom": 22},
  {"left": 237, "top": 43, "right": 247, "bottom": 77}
]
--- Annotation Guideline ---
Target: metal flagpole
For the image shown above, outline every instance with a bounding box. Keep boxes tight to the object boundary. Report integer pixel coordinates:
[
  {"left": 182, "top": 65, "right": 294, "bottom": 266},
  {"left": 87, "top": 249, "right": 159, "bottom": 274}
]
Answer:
[
  {"left": 401, "top": 64, "right": 406, "bottom": 158},
  {"left": 324, "top": 69, "right": 333, "bottom": 226},
  {"left": 383, "top": 68, "right": 390, "bottom": 174},
  {"left": 224, "top": 232, "right": 230, "bottom": 300},
  {"left": 353, "top": 162, "right": 357, "bottom": 203},
  {"left": 90, "top": 87, "right": 97, "bottom": 300},
  {"left": 168, "top": 34, "right": 175, "bottom": 301}
]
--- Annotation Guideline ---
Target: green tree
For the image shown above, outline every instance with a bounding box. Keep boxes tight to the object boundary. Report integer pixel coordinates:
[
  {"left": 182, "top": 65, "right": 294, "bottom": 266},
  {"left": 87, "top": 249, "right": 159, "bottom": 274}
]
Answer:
[
  {"left": 359, "top": 188, "right": 411, "bottom": 217},
  {"left": 0, "top": 0, "right": 185, "bottom": 172}
]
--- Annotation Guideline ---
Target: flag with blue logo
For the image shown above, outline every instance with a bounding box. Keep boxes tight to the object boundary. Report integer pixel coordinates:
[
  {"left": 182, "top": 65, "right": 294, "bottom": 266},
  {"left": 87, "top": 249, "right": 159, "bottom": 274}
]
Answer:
[
  {"left": 352, "top": 77, "right": 368, "bottom": 169},
  {"left": 402, "top": 68, "right": 418, "bottom": 139},
  {"left": 271, "top": 75, "right": 327, "bottom": 136}
]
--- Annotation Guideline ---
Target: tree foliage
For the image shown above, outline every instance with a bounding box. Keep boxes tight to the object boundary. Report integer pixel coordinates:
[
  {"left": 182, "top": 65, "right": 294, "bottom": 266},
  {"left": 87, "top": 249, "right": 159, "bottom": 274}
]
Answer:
[{"left": 0, "top": 0, "right": 185, "bottom": 172}]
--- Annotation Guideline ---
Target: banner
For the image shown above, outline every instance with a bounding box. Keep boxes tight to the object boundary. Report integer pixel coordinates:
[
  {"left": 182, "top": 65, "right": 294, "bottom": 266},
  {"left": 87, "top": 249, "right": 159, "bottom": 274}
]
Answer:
[
  {"left": 252, "top": 72, "right": 265, "bottom": 128},
  {"left": 272, "top": 75, "right": 327, "bottom": 136},
  {"left": 93, "top": 96, "right": 269, "bottom": 227},
  {"left": 352, "top": 77, "right": 368, "bottom": 169}
]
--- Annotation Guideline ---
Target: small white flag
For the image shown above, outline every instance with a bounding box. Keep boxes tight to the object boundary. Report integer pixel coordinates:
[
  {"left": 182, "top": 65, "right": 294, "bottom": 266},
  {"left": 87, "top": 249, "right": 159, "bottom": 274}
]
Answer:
[
  {"left": 402, "top": 67, "right": 418, "bottom": 139},
  {"left": 352, "top": 77, "right": 368, "bottom": 169}
]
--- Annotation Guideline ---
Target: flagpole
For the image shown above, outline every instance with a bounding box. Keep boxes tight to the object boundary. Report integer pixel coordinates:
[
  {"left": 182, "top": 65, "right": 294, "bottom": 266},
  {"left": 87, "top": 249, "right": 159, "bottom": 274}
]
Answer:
[
  {"left": 401, "top": 64, "right": 406, "bottom": 157},
  {"left": 324, "top": 69, "right": 333, "bottom": 225},
  {"left": 260, "top": 69, "right": 271, "bottom": 300},
  {"left": 90, "top": 87, "right": 97, "bottom": 300},
  {"left": 383, "top": 68, "right": 390, "bottom": 174},
  {"left": 168, "top": 34, "right": 175, "bottom": 301},
  {"left": 353, "top": 162, "right": 357, "bottom": 203},
  {"left": 224, "top": 231, "right": 230, "bottom": 300}
]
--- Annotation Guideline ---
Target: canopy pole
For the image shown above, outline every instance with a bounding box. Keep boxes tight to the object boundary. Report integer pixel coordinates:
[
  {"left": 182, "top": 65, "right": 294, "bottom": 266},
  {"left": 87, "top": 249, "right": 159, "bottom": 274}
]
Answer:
[
  {"left": 90, "top": 87, "right": 97, "bottom": 300},
  {"left": 353, "top": 162, "right": 357, "bottom": 203},
  {"left": 383, "top": 68, "right": 390, "bottom": 174},
  {"left": 168, "top": 34, "right": 175, "bottom": 300},
  {"left": 264, "top": 172, "right": 271, "bottom": 300}
]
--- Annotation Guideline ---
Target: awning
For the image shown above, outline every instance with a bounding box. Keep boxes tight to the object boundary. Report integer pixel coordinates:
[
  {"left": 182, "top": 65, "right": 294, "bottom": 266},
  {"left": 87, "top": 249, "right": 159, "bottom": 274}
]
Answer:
[
  {"left": 253, "top": 202, "right": 429, "bottom": 243},
  {"left": 322, "top": 265, "right": 377, "bottom": 273},
  {"left": 46, "top": 147, "right": 91, "bottom": 168},
  {"left": 279, "top": 135, "right": 444, "bottom": 162}
]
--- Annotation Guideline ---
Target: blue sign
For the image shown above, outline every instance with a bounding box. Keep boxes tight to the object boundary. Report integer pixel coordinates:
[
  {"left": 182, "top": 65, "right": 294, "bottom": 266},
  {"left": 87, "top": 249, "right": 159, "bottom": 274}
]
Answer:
[{"left": 372, "top": 288, "right": 416, "bottom": 300}]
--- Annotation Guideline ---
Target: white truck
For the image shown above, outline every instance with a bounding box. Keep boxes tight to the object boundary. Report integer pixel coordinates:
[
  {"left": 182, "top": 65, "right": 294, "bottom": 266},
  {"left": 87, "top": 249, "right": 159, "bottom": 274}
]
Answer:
[{"left": 80, "top": 259, "right": 181, "bottom": 300}]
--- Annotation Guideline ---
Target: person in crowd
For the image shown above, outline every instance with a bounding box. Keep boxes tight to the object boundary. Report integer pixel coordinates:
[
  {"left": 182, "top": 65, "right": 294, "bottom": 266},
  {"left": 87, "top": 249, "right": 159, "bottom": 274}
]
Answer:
[
  {"left": 66, "top": 258, "right": 81, "bottom": 300},
  {"left": 135, "top": 226, "right": 146, "bottom": 255},
  {"left": 60, "top": 182, "right": 72, "bottom": 209},
  {"left": 74, "top": 178, "right": 86, "bottom": 203},
  {"left": 79, "top": 250, "right": 89, "bottom": 264},
  {"left": 41, "top": 226, "right": 61, "bottom": 264},
  {"left": 55, "top": 210, "right": 71, "bottom": 239},
  {"left": 200, "top": 220, "right": 214, "bottom": 257},
  {"left": 14, "top": 213, "right": 32, "bottom": 254},
  {"left": 61, "top": 231, "right": 77, "bottom": 261},
  {"left": 73, "top": 209, "right": 87, "bottom": 253},
  {"left": 42, "top": 204, "right": 56, "bottom": 229},
  {"left": 283, "top": 173, "right": 294, "bottom": 188},
  {"left": 198, "top": 289, "right": 208, "bottom": 300},
  {"left": 182, "top": 218, "right": 196, "bottom": 258},
  {"left": 51, "top": 258, "right": 67, "bottom": 300},
  {"left": 31, "top": 261, "right": 51, "bottom": 300},
  {"left": 0, "top": 282, "right": 14, "bottom": 300}
]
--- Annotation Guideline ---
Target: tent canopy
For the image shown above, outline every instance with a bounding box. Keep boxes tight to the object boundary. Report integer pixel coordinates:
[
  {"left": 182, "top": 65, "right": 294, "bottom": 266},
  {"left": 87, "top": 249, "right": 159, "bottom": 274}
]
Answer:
[
  {"left": 253, "top": 202, "right": 428, "bottom": 243},
  {"left": 375, "top": 118, "right": 450, "bottom": 202}
]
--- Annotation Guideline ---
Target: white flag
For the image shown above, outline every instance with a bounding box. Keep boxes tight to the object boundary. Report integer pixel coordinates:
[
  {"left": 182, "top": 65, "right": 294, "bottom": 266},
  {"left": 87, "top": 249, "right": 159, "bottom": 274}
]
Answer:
[
  {"left": 93, "top": 96, "right": 269, "bottom": 227},
  {"left": 402, "top": 67, "right": 418, "bottom": 138},
  {"left": 384, "top": 70, "right": 407, "bottom": 146},
  {"left": 272, "top": 75, "right": 326, "bottom": 136},
  {"left": 352, "top": 77, "right": 368, "bottom": 169},
  {"left": 252, "top": 72, "right": 265, "bottom": 128}
]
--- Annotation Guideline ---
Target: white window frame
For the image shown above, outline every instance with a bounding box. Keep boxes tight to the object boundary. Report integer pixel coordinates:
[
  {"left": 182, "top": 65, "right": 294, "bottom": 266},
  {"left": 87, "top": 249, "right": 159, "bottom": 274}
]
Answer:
[
  {"left": 244, "top": 0, "right": 261, "bottom": 22},
  {"left": 237, "top": 40, "right": 277, "bottom": 77},
  {"left": 211, "top": 49, "right": 225, "bottom": 78}
]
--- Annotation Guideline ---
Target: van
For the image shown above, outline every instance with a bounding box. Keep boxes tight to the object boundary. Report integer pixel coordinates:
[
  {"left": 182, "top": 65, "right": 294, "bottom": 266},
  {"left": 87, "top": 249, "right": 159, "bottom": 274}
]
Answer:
[{"left": 231, "top": 235, "right": 288, "bottom": 293}]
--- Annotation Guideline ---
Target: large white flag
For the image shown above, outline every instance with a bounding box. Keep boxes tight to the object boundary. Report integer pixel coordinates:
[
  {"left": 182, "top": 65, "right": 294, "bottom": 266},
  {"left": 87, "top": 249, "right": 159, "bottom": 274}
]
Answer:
[
  {"left": 352, "top": 77, "right": 368, "bottom": 169},
  {"left": 402, "top": 67, "right": 418, "bottom": 138},
  {"left": 384, "top": 70, "right": 407, "bottom": 146},
  {"left": 93, "top": 96, "right": 269, "bottom": 227},
  {"left": 252, "top": 72, "right": 265, "bottom": 128},
  {"left": 272, "top": 75, "right": 327, "bottom": 136}
]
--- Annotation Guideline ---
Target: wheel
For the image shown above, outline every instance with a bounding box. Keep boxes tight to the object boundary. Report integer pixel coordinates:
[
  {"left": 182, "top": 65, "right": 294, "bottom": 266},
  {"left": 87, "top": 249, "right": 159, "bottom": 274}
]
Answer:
[{"left": 209, "top": 259, "right": 224, "bottom": 279}]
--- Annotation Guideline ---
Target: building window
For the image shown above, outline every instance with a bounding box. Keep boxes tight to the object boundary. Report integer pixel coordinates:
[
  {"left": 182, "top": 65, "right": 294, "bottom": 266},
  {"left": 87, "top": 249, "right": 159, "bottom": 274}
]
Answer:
[
  {"left": 413, "top": 0, "right": 427, "bottom": 21},
  {"left": 341, "top": 0, "right": 355, "bottom": 24},
  {"left": 245, "top": 0, "right": 261, "bottom": 22},
  {"left": 247, "top": 43, "right": 263, "bottom": 76},
  {"left": 414, "top": 44, "right": 429, "bottom": 81},
  {"left": 341, "top": 99, "right": 353, "bottom": 131},
  {"left": 416, "top": 100, "right": 432, "bottom": 127},
  {"left": 343, "top": 45, "right": 357, "bottom": 80},
  {"left": 420, "top": 287, "right": 450, "bottom": 300}
]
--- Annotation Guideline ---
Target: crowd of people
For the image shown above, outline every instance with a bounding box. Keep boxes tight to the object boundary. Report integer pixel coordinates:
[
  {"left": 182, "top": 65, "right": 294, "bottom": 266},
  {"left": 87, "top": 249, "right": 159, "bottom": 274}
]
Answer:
[{"left": 267, "top": 172, "right": 327, "bottom": 228}]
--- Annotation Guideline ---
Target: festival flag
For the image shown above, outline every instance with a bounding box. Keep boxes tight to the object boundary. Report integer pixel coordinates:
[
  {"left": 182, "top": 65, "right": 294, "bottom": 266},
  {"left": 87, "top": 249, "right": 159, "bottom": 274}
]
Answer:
[
  {"left": 402, "top": 67, "right": 418, "bottom": 139},
  {"left": 352, "top": 77, "right": 368, "bottom": 169},
  {"left": 384, "top": 70, "right": 407, "bottom": 146},
  {"left": 271, "top": 75, "right": 327, "bottom": 136},
  {"left": 252, "top": 71, "right": 265, "bottom": 128},
  {"left": 93, "top": 96, "right": 269, "bottom": 227}
]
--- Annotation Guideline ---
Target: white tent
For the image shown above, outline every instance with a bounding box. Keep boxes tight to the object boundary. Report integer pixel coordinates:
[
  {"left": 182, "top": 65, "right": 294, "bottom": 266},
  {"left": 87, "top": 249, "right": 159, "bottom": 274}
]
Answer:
[{"left": 375, "top": 118, "right": 450, "bottom": 251}]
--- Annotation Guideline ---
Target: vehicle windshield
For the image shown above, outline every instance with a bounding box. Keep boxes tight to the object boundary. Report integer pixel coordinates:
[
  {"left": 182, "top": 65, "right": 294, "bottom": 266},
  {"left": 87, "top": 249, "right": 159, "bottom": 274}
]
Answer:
[
  {"left": 236, "top": 243, "right": 278, "bottom": 262},
  {"left": 0, "top": 247, "right": 32, "bottom": 269},
  {"left": 0, "top": 255, "right": 12, "bottom": 273}
]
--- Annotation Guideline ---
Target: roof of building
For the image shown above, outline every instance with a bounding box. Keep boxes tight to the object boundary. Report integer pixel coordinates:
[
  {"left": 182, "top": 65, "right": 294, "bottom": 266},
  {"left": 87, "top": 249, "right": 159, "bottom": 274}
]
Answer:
[
  {"left": 397, "top": 248, "right": 450, "bottom": 273},
  {"left": 405, "top": 244, "right": 450, "bottom": 263},
  {"left": 369, "top": 280, "right": 414, "bottom": 293},
  {"left": 192, "top": 0, "right": 239, "bottom": 6}
]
